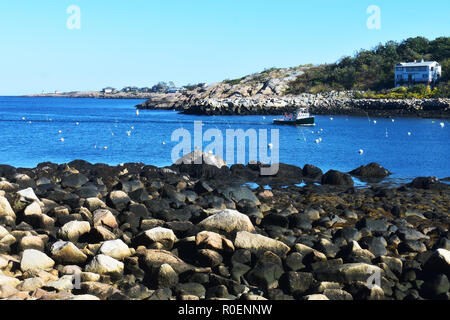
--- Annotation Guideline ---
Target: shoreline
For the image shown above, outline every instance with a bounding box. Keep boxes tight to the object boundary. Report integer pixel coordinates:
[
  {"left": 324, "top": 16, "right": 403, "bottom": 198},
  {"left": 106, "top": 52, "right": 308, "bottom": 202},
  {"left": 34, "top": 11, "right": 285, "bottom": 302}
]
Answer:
[
  {"left": 0, "top": 158, "right": 449, "bottom": 300},
  {"left": 17, "top": 93, "right": 450, "bottom": 118}
]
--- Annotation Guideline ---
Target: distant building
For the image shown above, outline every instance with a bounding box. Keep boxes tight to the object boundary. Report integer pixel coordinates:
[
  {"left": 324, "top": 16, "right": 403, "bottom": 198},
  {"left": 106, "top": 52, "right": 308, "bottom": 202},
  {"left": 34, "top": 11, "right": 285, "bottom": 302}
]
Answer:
[
  {"left": 395, "top": 60, "right": 441, "bottom": 87},
  {"left": 102, "top": 87, "right": 117, "bottom": 94}
]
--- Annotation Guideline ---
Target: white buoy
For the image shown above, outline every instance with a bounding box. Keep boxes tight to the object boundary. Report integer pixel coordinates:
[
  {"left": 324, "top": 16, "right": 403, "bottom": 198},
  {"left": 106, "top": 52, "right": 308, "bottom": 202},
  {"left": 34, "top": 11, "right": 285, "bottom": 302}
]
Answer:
[
  {"left": 59, "top": 138, "right": 64, "bottom": 142},
  {"left": 373, "top": 120, "right": 377, "bottom": 124},
  {"left": 408, "top": 132, "right": 412, "bottom": 136},
  {"left": 131, "top": 126, "right": 134, "bottom": 130},
  {"left": 28, "top": 121, "right": 32, "bottom": 124},
  {"left": 315, "top": 139, "right": 320, "bottom": 144},
  {"left": 262, "top": 116, "right": 266, "bottom": 120},
  {"left": 58, "top": 130, "right": 62, "bottom": 134},
  {"left": 162, "top": 141, "right": 166, "bottom": 145},
  {"left": 330, "top": 117, "right": 334, "bottom": 120},
  {"left": 392, "top": 119, "right": 395, "bottom": 122},
  {"left": 318, "top": 138, "right": 322, "bottom": 142},
  {"left": 94, "top": 145, "right": 97, "bottom": 149},
  {"left": 76, "top": 122, "right": 79, "bottom": 126},
  {"left": 440, "top": 122, "right": 445, "bottom": 128},
  {"left": 22, "top": 117, "right": 25, "bottom": 120},
  {"left": 268, "top": 143, "right": 273, "bottom": 149},
  {"left": 103, "top": 146, "right": 108, "bottom": 150},
  {"left": 126, "top": 131, "right": 131, "bottom": 136},
  {"left": 358, "top": 149, "right": 364, "bottom": 154}
]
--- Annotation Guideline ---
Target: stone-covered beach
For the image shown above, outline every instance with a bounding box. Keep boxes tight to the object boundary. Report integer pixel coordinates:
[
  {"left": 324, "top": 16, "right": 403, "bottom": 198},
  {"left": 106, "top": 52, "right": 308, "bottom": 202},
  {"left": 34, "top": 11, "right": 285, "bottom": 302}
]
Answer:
[{"left": 1, "top": 153, "right": 449, "bottom": 300}]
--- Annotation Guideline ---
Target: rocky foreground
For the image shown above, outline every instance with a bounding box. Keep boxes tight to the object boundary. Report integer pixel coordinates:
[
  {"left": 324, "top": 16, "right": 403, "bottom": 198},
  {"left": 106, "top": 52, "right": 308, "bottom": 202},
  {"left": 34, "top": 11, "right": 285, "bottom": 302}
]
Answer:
[
  {"left": 0, "top": 155, "right": 449, "bottom": 300},
  {"left": 134, "top": 67, "right": 450, "bottom": 118}
]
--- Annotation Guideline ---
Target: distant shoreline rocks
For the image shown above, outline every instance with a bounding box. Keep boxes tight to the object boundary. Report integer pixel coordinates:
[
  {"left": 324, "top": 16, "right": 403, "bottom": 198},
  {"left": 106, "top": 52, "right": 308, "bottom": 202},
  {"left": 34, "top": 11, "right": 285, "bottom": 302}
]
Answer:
[{"left": 136, "top": 92, "right": 450, "bottom": 118}]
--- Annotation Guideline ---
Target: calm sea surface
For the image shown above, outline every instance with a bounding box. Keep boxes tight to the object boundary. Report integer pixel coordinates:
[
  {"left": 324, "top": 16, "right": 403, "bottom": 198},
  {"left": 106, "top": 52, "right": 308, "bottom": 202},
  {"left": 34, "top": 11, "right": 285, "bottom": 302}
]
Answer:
[{"left": 0, "top": 97, "right": 448, "bottom": 182}]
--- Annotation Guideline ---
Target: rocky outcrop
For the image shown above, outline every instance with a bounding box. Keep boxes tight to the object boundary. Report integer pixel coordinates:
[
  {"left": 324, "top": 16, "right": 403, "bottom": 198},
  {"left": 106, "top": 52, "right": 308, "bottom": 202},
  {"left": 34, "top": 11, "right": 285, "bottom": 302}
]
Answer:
[
  {"left": 0, "top": 159, "right": 449, "bottom": 300},
  {"left": 137, "top": 82, "right": 450, "bottom": 118}
]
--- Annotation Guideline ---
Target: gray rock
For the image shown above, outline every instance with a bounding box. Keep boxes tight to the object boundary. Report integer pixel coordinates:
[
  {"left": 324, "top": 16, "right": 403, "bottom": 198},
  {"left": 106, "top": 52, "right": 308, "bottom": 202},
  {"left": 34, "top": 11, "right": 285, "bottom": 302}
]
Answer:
[
  {"left": 423, "top": 248, "right": 450, "bottom": 277},
  {"left": 107, "top": 190, "right": 130, "bottom": 211},
  {"left": 132, "top": 227, "right": 177, "bottom": 250},
  {"left": 85, "top": 254, "right": 124, "bottom": 277},
  {"left": 315, "top": 263, "right": 383, "bottom": 284},
  {"left": 323, "top": 289, "right": 353, "bottom": 300},
  {"left": 93, "top": 209, "right": 118, "bottom": 229},
  {"left": 175, "top": 150, "right": 227, "bottom": 168},
  {"left": 61, "top": 173, "right": 89, "bottom": 189},
  {"left": 280, "top": 271, "right": 314, "bottom": 295},
  {"left": 99, "top": 239, "right": 131, "bottom": 260},
  {"left": 198, "top": 209, "right": 255, "bottom": 234},
  {"left": 59, "top": 221, "right": 91, "bottom": 242},
  {"left": 247, "top": 251, "right": 284, "bottom": 290},
  {"left": 21, "top": 249, "right": 55, "bottom": 271},
  {"left": 156, "top": 263, "right": 178, "bottom": 288},
  {"left": 0, "top": 196, "right": 15, "bottom": 219},
  {"left": 219, "top": 185, "right": 260, "bottom": 206},
  {"left": 51, "top": 240, "right": 87, "bottom": 264},
  {"left": 234, "top": 231, "right": 290, "bottom": 257},
  {"left": 175, "top": 282, "right": 206, "bottom": 299}
]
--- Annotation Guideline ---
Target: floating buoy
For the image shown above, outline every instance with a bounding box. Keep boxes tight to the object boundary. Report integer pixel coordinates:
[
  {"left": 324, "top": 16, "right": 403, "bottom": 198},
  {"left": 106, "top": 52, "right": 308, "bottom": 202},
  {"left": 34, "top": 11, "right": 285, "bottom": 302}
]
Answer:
[
  {"left": 59, "top": 138, "right": 64, "bottom": 142},
  {"left": 318, "top": 138, "right": 322, "bottom": 142},
  {"left": 126, "top": 131, "right": 131, "bottom": 136},
  {"left": 28, "top": 121, "right": 32, "bottom": 124},
  {"left": 268, "top": 143, "right": 273, "bottom": 149},
  {"left": 22, "top": 117, "right": 25, "bottom": 120},
  {"left": 440, "top": 122, "right": 445, "bottom": 128},
  {"left": 330, "top": 117, "right": 334, "bottom": 120},
  {"left": 392, "top": 119, "right": 395, "bottom": 122},
  {"left": 262, "top": 116, "right": 266, "bottom": 120},
  {"left": 315, "top": 139, "right": 320, "bottom": 144},
  {"left": 94, "top": 145, "right": 97, "bottom": 149},
  {"left": 408, "top": 132, "right": 412, "bottom": 136},
  {"left": 358, "top": 149, "right": 364, "bottom": 154},
  {"left": 58, "top": 130, "right": 62, "bottom": 134},
  {"left": 76, "top": 122, "right": 79, "bottom": 126},
  {"left": 131, "top": 126, "right": 134, "bottom": 130},
  {"left": 373, "top": 120, "right": 377, "bottom": 124},
  {"left": 103, "top": 146, "right": 108, "bottom": 150}
]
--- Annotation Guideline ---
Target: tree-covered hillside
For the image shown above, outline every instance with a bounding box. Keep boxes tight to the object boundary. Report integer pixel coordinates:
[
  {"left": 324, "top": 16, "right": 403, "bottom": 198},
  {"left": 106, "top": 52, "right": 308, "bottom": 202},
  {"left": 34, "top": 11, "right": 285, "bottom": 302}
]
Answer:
[{"left": 286, "top": 37, "right": 450, "bottom": 95}]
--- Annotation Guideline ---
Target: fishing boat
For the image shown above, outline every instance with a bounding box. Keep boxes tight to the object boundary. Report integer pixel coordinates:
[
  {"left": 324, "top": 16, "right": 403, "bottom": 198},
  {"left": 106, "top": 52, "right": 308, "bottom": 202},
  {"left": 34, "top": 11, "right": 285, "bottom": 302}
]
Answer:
[{"left": 273, "top": 107, "right": 315, "bottom": 126}]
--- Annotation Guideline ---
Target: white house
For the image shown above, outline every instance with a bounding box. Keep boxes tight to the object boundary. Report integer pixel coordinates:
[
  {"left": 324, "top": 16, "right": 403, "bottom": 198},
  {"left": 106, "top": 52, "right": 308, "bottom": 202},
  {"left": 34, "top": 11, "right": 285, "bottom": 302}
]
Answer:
[
  {"left": 395, "top": 60, "right": 441, "bottom": 87},
  {"left": 102, "top": 87, "right": 116, "bottom": 94}
]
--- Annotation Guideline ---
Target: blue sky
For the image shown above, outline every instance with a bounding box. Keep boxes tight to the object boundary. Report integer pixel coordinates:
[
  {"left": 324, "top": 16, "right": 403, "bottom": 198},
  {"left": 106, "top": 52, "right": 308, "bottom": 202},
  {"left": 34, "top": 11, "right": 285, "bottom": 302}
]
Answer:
[{"left": 0, "top": 0, "right": 449, "bottom": 95}]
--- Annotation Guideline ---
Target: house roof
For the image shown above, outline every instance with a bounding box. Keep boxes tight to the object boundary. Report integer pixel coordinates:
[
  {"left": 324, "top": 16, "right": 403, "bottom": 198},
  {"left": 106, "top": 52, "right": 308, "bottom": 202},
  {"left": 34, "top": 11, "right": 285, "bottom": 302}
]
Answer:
[{"left": 396, "top": 61, "right": 439, "bottom": 67}]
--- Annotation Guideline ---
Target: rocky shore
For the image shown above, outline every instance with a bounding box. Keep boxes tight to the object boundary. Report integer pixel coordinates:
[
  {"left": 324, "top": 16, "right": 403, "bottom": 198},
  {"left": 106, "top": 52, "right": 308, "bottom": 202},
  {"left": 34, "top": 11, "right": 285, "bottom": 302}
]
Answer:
[
  {"left": 0, "top": 154, "right": 449, "bottom": 300},
  {"left": 25, "top": 91, "right": 156, "bottom": 100},
  {"left": 137, "top": 92, "right": 450, "bottom": 118}
]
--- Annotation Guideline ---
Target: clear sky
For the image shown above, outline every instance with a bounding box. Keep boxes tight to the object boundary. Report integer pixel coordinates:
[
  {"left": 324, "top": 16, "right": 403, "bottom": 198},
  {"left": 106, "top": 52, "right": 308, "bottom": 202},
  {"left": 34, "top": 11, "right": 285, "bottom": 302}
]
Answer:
[{"left": 0, "top": 0, "right": 449, "bottom": 95}]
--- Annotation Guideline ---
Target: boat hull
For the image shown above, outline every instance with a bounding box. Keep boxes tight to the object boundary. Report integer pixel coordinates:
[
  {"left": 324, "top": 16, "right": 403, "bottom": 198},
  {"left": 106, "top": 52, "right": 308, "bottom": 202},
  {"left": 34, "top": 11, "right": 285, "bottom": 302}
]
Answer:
[{"left": 273, "top": 117, "right": 315, "bottom": 126}]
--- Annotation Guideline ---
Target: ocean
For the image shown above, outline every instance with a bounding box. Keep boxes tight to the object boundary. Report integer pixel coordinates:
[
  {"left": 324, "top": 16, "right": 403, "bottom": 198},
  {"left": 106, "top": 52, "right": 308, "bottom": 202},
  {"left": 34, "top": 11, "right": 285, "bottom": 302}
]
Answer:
[{"left": 0, "top": 96, "right": 448, "bottom": 182}]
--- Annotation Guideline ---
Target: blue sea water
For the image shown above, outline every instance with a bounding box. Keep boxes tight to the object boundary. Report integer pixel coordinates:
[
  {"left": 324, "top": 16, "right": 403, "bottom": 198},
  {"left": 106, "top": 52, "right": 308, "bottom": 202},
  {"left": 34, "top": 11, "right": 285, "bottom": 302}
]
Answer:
[{"left": 0, "top": 96, "right": 448, "bottom": 181}]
